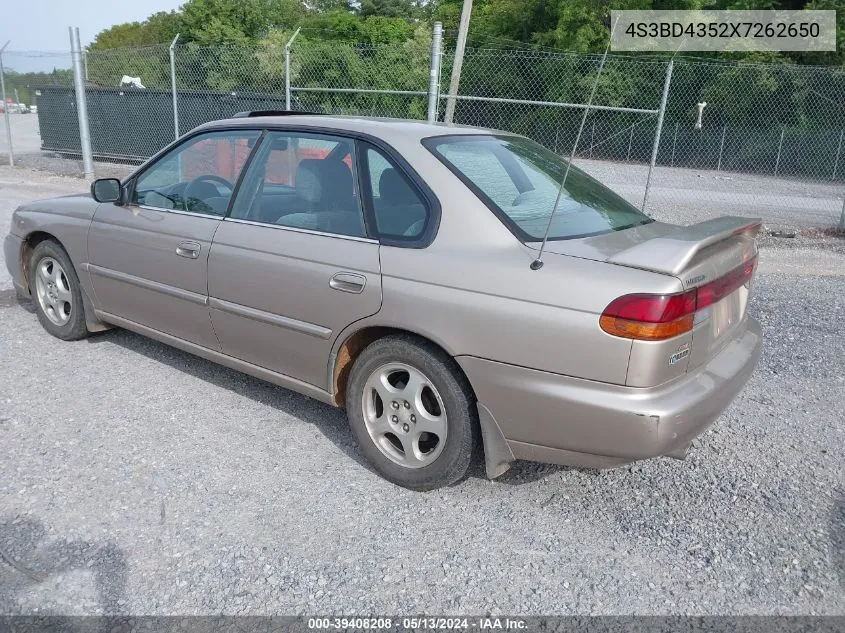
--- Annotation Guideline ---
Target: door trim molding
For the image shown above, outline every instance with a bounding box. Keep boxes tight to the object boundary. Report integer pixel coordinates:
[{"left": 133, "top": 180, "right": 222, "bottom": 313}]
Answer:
[
  {"left": 88, "top": 264, "right": 208, "bottom": 306},
  {"left": 94, "top": 309, "right": 334, "bottom": 405},
  {"left": 208, "top": 297, "right": 332, "bottom": 339},
  {"left": 223, "top": 217, "right": 378, "bottom": 244}
]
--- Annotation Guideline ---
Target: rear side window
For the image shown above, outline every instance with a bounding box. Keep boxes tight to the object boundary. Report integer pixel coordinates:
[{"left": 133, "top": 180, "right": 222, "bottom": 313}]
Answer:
[
  {"left": 230, "top": 131, "right": 366, "bottom": 238},
  {"left": 425, "top": 135, "right": 651, "bottom": 241},
  {"left": 363, "top": 146, "right": 429, "bottom": 241}
]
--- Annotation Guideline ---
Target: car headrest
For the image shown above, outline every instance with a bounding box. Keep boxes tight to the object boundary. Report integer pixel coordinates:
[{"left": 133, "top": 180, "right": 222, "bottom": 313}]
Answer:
[
  {"left": 295, "top": 159, "right": 324, "bottom": 204},
  {"left": 296, "top": 159, "right": 353, "bottom": 207},
  {"left": 379, "top": 168, "right": 418, "bottom": 206}
]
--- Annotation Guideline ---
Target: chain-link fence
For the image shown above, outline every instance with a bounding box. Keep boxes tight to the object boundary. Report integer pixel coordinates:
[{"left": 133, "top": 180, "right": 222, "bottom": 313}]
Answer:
[
  {"left": 643, "top": 58, "right": 845, "bottom": 227},
  {"left": 1, "top": 29, "right": 843, "bottom": 228}
]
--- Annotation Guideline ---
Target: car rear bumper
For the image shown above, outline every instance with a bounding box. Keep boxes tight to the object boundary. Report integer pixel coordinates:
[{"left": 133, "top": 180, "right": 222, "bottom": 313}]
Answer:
[
  {"left": 457, "top": 316, "right": 762, "bottom": 471},
  {"left": 3, "top": 233, "right": 27, "bottom": 296}
]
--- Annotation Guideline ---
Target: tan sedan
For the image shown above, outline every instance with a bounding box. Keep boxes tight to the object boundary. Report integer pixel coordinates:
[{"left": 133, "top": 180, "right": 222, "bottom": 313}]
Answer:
[{"left": 4, "top": 114, "right": 762, "bottom": 490}]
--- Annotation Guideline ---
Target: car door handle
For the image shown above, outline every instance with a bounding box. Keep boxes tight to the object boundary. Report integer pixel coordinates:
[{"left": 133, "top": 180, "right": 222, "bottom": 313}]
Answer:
[
  {"left": 329, "top": 272, "right": 366, "bottom": 294},
  {"left": 175, "top": 241, "right": 201, "bottom": 259}
]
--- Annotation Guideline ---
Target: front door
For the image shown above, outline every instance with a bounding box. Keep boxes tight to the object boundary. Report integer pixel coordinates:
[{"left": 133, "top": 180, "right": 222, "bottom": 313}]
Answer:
[
  {"left": 87, "top": 129, "right": 260, "bottom": 349},
  {"left": 207, "top": 130, "right": 382, "bottom": 389}
]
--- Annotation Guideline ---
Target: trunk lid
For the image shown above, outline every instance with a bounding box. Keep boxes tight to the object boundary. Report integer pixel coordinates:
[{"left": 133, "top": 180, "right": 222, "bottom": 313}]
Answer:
[{"left": 538, "top": 216, "right": 762, "bottom": 374}]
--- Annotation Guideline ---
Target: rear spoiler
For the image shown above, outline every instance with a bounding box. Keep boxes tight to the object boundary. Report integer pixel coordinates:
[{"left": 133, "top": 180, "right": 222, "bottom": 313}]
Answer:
[{"left": 609, "top": 216, "right": 762, "bottom": 276}]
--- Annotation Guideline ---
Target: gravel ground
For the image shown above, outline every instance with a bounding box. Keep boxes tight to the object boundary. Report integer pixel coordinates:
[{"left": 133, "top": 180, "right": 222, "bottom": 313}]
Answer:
[{"left": 0, "top": 167, "right": 843, "bottom": 616}]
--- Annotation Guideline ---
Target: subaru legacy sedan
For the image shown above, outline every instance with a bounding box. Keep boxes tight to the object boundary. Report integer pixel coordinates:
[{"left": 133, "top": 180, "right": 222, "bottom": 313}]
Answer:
[{"left": 4, "top": 113, "right": 762, "bottom": 490}]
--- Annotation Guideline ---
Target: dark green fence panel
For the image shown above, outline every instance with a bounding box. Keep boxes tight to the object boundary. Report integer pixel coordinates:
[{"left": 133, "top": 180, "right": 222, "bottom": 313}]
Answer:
[{"left": 35, "top": 86, "right": 288, "bottom": 160}]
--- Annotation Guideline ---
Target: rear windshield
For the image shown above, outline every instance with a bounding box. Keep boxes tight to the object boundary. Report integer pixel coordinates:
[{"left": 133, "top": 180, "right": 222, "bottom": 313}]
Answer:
[{"left": 424, "top": 134, "right": 652, "bottom": 241}]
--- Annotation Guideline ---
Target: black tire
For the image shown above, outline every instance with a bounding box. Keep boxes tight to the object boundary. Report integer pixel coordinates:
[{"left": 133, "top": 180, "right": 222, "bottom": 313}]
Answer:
[
  {"left": 28, "top": 240, "right": 89, "bottom": 341},
  {"left": 345, "top": 334, "right": 478, "bottom": 491}
]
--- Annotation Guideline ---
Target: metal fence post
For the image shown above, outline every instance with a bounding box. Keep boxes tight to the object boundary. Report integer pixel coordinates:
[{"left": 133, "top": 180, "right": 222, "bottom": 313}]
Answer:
[
  {"left": 0, "top": 41, "right": 14, "bottom": 167},
  {"left": 285, "top": 27, "right": 301, "bottom": 111},
  {"left": 774, "top": 128, "right": 784, "bottom": 176},
  {"left": 169, "top": 34, "right": 180, "bottom": 139},
  {"left": 626, "top": 126, "right": 633, "bottom": 162},
  {"left": 670, "top": 121, "right": 678, "bottom": 167},
  {"left": 427, "top": 22, "right": 442, "bottom": 123},
  {"left": 840, "top": 197, "right": 845, "bottom": 229},
  {"left": 716, "top": 124, "right": 727, "bottom": 172},
  {"left": 831, "top": 129, "right": 843, "bottom": 180},
  {"left": 70, "top": 27, "right": 94, "bottom": 178},
  {"left": 642, "top": 59, "right": 673, "bottom": 212}
]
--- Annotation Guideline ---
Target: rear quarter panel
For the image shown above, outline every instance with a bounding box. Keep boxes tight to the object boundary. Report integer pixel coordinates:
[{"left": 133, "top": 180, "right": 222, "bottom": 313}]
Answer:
[{"left": 335, "top": 144, "right": 683, "bottom": 385}]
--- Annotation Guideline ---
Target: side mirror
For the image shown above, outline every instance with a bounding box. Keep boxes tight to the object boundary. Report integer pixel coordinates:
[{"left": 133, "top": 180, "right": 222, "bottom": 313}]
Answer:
[{"left": 91, "top": 178, "right": 122, "bottom": 203}]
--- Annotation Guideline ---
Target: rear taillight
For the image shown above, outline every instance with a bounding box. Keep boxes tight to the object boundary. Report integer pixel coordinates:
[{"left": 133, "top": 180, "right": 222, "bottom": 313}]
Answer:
[
  {"left": 696, "top": 257, "right": 756, "bottom": 310},
  {"left": 600, "top": 291, "right": 696, "bottom": 341},
  {"left": 600, "top": 256, "right": 757, "bottom": 341}
]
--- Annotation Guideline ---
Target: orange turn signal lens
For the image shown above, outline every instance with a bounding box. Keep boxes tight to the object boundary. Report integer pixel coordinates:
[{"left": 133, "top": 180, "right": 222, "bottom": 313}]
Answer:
[{"left": 599, "top": 314, "right": 694, "bottom": 341}]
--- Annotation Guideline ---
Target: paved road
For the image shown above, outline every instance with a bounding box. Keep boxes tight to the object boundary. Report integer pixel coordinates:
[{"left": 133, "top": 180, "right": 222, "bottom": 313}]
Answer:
[
  {"left": 0, "top": 167, "right": 843, "bottom": 615},
  {"left": 0, "top": 113, "right": 42, "bottom": 158},
  {"left": 578, "top": 159, "right": 845, "bottom": 229}
]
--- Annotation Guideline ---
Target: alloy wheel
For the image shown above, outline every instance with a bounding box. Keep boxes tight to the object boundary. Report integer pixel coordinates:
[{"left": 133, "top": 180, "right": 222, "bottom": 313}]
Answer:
[
  {"left": 361, "top": 362, "right": 448, "bottom": 469},
  {"left": 34, "top": 257, "right": 73, "bottom": 326}
]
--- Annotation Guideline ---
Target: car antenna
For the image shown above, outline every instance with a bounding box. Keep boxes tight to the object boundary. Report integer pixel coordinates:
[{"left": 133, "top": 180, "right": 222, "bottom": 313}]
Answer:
[{"left": 530, "top": 18, "right": 618, "bottom": 271}]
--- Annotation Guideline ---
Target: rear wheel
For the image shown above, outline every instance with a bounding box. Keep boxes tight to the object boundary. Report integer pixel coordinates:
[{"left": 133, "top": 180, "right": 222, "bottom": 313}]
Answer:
[
  {"left": 346, "top": 335, "right": 477, "bottom": 491},
  {"left": 29, "top": 240, "right": 89, "bottom": 341}
]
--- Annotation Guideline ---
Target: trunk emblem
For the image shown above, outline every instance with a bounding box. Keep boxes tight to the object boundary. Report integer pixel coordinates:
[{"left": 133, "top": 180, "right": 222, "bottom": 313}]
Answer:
[
  {"left": 669, "top": 343, "right": 690, "bottom": 366},
  {"left": 686, "top": 274, "right": 706, "bottom": 286}
]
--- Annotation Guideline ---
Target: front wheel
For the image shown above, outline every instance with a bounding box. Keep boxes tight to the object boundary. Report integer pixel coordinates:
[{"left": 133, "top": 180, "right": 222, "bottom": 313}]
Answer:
[
  {"left": 28, "top": 240, "right": 89, "bottom": 341},
  {"left": 345, "top": 335, "right": 478, "bottom": 491}
]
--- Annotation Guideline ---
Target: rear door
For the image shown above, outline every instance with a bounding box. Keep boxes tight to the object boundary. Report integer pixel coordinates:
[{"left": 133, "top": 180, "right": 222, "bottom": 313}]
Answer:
[
  {"left": 88, "top": 129, "right": 260, "bottom": 349},
  {"left": 207, "top": 130, "right": 382, "bottom": 389}
]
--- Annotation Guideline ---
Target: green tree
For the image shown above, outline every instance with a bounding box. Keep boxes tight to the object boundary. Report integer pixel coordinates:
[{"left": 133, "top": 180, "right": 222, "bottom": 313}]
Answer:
[
  {"left": 359, "top": 0, "right": 419, "bottom": 18},
  {"left": 90, "top": 11, "right": 183, "bottom": 49},
  {"left": 300, "top": 10, "right": 366, "bottom": 40},
  {"left": 181, "top": 0, "right": 306, "bottom": 44},
  {"left": 2, "top": 69, "right": 74, "bottom": 105},
  {"left": 360, "top": 16, "right": 417, "bottom": 43}
]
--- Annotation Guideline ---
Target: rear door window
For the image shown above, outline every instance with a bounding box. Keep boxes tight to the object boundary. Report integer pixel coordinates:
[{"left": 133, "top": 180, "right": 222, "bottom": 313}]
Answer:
[{"left": 230, "top": 131, "right": 366, "bottom": 238}]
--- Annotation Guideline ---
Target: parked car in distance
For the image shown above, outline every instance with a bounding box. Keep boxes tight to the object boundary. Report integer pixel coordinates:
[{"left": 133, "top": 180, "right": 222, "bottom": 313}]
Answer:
[
  {"left": 4, "top": 113, "right": 762, "bottom": 490},
  {"left": 1, "top": 102, "right": 27, "bottom": 113}
]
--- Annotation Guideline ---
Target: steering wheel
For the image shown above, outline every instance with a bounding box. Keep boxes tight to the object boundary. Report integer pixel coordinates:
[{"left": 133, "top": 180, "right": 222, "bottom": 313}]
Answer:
[{"left": 183, "top": 175, "right": 233, "bottom": 212}]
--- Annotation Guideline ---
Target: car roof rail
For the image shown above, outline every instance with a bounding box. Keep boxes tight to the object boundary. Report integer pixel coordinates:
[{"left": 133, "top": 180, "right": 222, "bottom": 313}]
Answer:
[{"left": 231, "top": 110, "right": 324, "bottom": 118}]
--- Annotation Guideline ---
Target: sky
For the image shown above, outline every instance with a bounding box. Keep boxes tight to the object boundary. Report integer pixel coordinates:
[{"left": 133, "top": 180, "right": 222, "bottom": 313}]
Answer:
[{"left": 1, "top": 0, "right": 183, "bottom": 72}]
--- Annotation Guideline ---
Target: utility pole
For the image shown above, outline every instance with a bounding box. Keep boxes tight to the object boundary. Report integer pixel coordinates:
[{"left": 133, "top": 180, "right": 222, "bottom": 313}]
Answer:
[{"left": 444, "top": 0, "right": 472, "bottom": 125}]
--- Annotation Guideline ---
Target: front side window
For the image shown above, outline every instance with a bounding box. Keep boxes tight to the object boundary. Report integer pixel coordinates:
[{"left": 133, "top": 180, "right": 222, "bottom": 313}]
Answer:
[
  {"left": 133, "top": 130, "right": 260, "bottom": 216},
  {"left": 364, "top": 146, "right": 429, "bottom": 240},
  {"left": 425, "top": 135, "right": 652, "bottom": 241},
  {"left": 230, "top": 131, "right": 366, "bottom": 238}
]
